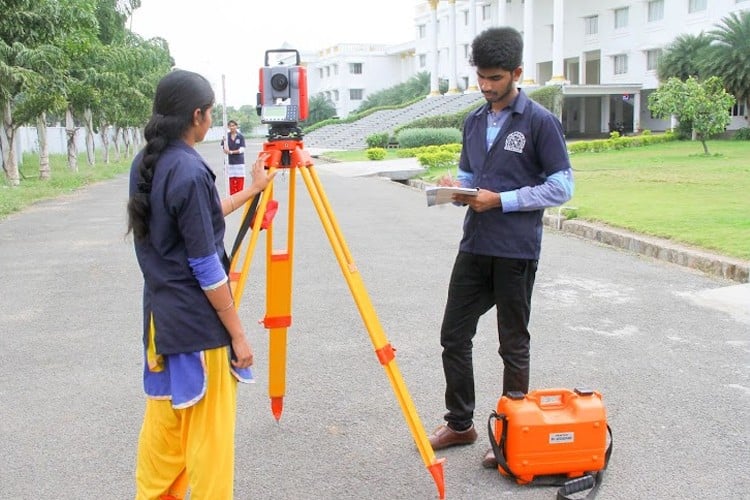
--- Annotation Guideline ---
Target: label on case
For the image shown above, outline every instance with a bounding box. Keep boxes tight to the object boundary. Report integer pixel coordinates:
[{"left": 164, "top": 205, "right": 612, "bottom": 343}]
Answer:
[{"left": 549, "top": 432, "right": 575, "bottom": 444}]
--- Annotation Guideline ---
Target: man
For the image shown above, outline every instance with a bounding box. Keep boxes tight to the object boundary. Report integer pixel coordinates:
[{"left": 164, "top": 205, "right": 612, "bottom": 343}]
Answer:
[
  {"left": 222, "top": 119, "right": 246, "bottom": 195},
  {"left": 427, "top": 26, "right": 574, "bottom": 468}
]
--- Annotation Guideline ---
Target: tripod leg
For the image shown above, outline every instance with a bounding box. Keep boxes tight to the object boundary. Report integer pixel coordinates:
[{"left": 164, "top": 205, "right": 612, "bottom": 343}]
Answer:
[
  {"left": 298, "top": 165, "right": 446, "bottom": 500},
  {"left": 228, "top": 167, "right": 277, "bottom": 306},
  {"left": 264, "top": 169, "right": 297, "bottom": 421}
]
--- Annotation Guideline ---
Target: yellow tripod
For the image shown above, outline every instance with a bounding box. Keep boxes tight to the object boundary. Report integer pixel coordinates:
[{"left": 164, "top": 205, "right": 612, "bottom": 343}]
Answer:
[{"left": 228, "top": 137, "right": 445, "bottom": 499}]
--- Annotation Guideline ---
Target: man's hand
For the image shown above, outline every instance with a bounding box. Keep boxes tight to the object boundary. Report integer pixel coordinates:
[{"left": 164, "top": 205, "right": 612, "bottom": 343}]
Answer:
[
  {"left": 455, "top": 189, "right": 502, "bottom": 213},
  {"left": 437, "top": 175, "right": 460, "bottom": 187}
]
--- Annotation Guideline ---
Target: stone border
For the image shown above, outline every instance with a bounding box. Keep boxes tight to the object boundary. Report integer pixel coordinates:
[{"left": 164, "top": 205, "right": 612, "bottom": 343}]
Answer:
[{"left": 545, "top": 216, "right": 749, "bottom": 283}]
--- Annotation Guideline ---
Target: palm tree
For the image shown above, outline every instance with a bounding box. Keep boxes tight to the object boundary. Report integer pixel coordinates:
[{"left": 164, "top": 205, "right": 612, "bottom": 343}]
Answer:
[
  {"left": 657, "top": 33, "right": 712, "bottom": 82},
  {"left": 703, "top": 10, "right": 750, "bottom": 126}
]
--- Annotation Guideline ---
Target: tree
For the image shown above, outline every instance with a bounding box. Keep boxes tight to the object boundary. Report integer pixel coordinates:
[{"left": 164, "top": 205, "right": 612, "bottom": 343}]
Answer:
[
  {"left": 0, "top": 0, "right": 99, "bottom": 183},
  {"left": 657, "top": 33, "right": 712, "bottom": 82},
  {"left": 355, "top": 71, "right": 431, "bottom": 113},
  {"left": 303, "top": 94, "right": 337, "bottom": 127},
  {"left": 703, "top": 10, "right": 750, "bottom": 126},
  {"left": 648, "top": 76, "right": 735, "bottom": 155}
]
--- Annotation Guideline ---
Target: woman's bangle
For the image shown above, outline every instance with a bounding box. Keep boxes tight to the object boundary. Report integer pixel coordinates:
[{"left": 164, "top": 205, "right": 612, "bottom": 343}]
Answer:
[{"left": 215, "top": 300, "right": 234, "bottom": 313}]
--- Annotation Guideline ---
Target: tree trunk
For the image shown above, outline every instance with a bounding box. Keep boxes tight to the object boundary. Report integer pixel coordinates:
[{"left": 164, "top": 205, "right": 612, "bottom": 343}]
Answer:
[
  {"left": 37, "top": 113, "right": 50, "bottom": 180},
  {"left": 2, "top": 101, "right": 20, "bottom": 186},
  {"left": 99, "top": 121, "right": 110, "bottom": 164},
  {"left": 123, "top": 127, "right": 132, "bottom": 157},
  {"left": 84, "top": 108, "right": 95, "bottom": 167},
  {"left": 65, "top": 108, "right": 78, "bottom": 172},
  {"left": 113, "top": 126, "right": 122, "bottom": 161}
]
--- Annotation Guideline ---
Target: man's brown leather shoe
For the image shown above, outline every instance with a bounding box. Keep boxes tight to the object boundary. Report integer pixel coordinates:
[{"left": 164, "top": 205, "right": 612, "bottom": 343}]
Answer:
[
  {"left": 482, "top": 447, "right": 498, "bottom": 469},
  {"left": 428, "top": 424, "right": 477, "bottom": 450}
]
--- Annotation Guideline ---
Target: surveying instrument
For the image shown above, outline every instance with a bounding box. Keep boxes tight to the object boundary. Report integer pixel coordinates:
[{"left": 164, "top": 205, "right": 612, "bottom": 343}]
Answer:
[{"left": 226, "top": 49, "right": 446, "bottom": 498}]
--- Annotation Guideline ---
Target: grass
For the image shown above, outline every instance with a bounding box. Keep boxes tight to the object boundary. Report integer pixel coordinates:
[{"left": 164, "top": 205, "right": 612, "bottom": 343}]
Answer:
[
  {"left": 322, "top": 149, "right": 403, "bottom": 162},
  {"left": 322, "top": 140, "right": 750, "bottom": 260},
  {"left": 0, "top": 152, "right": 132, "bottom": 219},
  {"left": 567, "top": 140, "right": 750, "bottom": 260}
]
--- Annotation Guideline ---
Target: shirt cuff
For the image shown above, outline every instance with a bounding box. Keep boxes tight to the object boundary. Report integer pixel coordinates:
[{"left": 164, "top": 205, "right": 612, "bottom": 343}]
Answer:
[{"left": 500, "top": 190, "right": 519, "bottom": 213}]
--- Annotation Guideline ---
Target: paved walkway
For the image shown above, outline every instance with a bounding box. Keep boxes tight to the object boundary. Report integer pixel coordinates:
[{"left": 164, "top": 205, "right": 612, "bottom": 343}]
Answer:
[{"left": 1, "top": 141, "right": 748, "bottom": 499}]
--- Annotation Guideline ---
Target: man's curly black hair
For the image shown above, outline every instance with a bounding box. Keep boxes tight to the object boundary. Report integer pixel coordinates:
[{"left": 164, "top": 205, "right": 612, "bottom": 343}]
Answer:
[{"left": 469, "top": 27, "right": 523, "bottom": 71}]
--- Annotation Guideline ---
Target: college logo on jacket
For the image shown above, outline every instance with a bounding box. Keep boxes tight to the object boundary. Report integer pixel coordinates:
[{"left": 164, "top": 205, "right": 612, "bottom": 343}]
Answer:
[{"left": 504, "top": 131, "right": 526, "bottom": 154}]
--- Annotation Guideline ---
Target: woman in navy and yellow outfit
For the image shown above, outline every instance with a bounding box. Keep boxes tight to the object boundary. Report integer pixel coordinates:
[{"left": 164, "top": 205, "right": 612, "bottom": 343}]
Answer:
[{"left": 127, "top": 70, "right": 274, "bottom": 500}]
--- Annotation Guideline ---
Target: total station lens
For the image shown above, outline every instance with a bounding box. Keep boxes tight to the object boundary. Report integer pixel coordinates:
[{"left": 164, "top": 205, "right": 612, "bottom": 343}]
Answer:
[{"left": 271, "top": 73, "right": 289, "bottom": 92}]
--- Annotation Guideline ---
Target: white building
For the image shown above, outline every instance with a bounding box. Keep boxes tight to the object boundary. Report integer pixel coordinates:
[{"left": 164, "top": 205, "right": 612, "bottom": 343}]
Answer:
[
  {"left": 303, "top": 0, "right": 749, "bottom": 135},
  {"left": 304, "top": 42, "right": 417, "bottom": 118}
]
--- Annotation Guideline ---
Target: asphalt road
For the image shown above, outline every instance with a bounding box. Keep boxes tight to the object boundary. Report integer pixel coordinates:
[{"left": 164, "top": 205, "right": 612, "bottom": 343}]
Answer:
[{"left": 1, "top": 138, "right": 748, "bottom": 500}]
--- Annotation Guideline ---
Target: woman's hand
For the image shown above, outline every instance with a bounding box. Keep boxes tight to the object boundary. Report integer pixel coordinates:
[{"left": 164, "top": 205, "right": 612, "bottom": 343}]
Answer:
[
  {"left": 231, "top": 334, "right": 254, "bottom": 369},
  {"left": 249, "top": 152, "right": 276, "bottom": 192}
]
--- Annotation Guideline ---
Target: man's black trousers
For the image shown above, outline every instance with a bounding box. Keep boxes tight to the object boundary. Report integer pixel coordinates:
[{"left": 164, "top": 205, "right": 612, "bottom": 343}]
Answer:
[{"left": 440, "top": 251, "right": 538, "bottom": 431}]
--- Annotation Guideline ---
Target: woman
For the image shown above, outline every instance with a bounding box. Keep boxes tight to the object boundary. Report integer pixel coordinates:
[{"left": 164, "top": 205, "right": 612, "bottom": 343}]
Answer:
[{"left": 126, "top": 69, "right": 274, "bottom": 499}]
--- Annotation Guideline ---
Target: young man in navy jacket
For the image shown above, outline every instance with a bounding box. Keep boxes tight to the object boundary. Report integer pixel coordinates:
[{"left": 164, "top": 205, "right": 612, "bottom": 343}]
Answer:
[{"left": 427, "top": 26, "right": 574, "bottom": 468}]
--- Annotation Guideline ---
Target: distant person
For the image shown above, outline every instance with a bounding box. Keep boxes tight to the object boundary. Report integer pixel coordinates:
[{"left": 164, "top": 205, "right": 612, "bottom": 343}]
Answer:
[
  {"left": 221, "top": 119, "right": 246, "bottom": 195},
  {"left": 126, "top": 69, "right": 274, "bottom": 499},
  {"left": 426, "top": 27, "right": 574, "bottom": 469}
]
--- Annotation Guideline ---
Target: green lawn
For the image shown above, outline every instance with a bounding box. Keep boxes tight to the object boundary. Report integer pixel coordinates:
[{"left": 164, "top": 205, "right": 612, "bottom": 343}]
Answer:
[
  {"left": 323, "top": 140, "right": 750, "bottom": 260},
  {"left": 568, "top": 141, "right": 750, "bottom": 260},
  {"left": 0, "top": 152, "right": 132, "bottom": 218}
]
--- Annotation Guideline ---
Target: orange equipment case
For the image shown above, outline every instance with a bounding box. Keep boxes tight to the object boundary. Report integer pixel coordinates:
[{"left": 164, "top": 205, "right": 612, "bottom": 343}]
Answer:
[{"left": 487, "top": 388, "right": 612, "bottom": 488}]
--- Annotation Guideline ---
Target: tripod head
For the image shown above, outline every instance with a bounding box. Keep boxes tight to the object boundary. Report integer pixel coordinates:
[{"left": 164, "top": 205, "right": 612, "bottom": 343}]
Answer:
[{"left": 257, "top": 48, "right": 308, "bottom": 141}]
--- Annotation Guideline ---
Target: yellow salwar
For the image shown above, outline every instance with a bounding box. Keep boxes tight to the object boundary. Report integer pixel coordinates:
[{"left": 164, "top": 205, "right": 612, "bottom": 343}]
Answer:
[{"left": 135, "top": 346, "right": 238, "bottom": 500}]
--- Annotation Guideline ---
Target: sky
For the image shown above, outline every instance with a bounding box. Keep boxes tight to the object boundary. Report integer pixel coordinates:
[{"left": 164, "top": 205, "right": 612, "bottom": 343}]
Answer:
[{"left": 129, "top": 0, "right": 419, "bottom": 108}]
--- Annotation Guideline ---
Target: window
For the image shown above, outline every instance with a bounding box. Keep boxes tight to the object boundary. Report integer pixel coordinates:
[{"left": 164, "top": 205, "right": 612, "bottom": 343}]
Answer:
[
  {"left": 333, "top": 64, "right": 338, "bottom": 76},
  {"left": 418, "top": 25, "right": 426, "bottom": 38},
  {"left": 349, "top": 63, "right": 362, "bottom": 74},
  {"left": 464, "top": 44, "right": 470, "bottom": 59},
  {"left": 730, "top": 102, "right": 746, "bottom": 117},
  {"left": 646, "top": 49, "right": 661, "bottom": 71},
  {"left": 647, "top": 0, "right": 664, "bottom": 22},
  {"left": 325, "top": 66, "right": 330, "bottom": 77},
  {"left": 614, "top": 7, "right": 629, "bottom": 29},
  {"left": 318, "top": 68, "right": 324, "bottom": 79},
  {"left": 482, "top": 4, "right": 491, "bottom": 21},
  {"left": 584, "top": 15, "right": 598, "bottom": 35},
  {"left": 350, "top": 89, "right": 363, "bottom": 100},
  {"left": 614, "top": 54, "right": 628, "bottom": 75},
  {"left": 463, "top": 10, "right": 469, "bottom": 26},
  {"left": 419, "top": 54, "right": 427, "bottom": 68},
  {"left": 333, "top": 90, "right": 339, "bottom": 102},
  {"left": 688, "top": 0, "right": 707, "bottom": 12}
]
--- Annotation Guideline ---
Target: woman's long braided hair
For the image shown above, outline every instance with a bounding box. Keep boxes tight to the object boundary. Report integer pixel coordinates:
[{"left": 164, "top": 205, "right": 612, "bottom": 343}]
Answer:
[{"left": 126, "top": 69, "right": 215, "bottom": 242}]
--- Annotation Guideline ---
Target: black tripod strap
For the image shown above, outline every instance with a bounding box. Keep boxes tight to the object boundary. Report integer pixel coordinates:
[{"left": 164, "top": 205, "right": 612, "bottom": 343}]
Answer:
[
  {"left": 487, "top": 412, "right": 613, "bottom": 500},
  {"left": 229, "top": 193, "right": 261, "bottom": 262}
]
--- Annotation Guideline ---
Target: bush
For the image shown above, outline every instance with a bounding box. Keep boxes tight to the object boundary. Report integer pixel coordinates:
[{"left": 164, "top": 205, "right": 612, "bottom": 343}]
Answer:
[
  {"left": 732, "top": 127, "right": 750, "bottom": 140},
  {"left": 365, "top": 147, "right": 387, "bottom": 160},
  {"left": 396, "top": 127, "right": 462, "bottom": 148},
  {"left": 416, "top": 150, "right": 459, "bottom": 170},
  {"left": 528, "top": 85, "right": 563, "bottom": 117},
  {"left": 568, "top": 131, "right": 677, "bottom": 154},
  {"left": 366, "top": 132, "right": 389, "bottom": 148}
]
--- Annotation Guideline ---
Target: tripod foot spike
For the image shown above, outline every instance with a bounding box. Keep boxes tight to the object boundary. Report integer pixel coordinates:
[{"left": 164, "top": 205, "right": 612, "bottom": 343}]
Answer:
[
  {"left": 271, "top": 397, "right": 284, "bottom": 421},
  {"left": 428, "top": 458, "right": 446, "bottom": 499}
]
